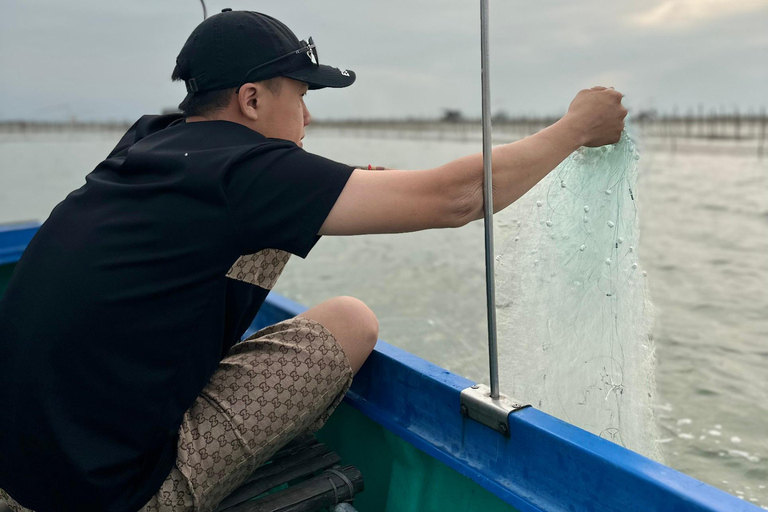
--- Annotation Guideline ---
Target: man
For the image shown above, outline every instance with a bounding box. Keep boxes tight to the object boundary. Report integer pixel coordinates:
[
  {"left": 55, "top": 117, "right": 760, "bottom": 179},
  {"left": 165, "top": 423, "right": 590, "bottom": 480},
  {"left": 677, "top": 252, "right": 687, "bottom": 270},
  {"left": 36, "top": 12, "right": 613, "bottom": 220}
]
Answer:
[{"left": 0, "top": 9, "right": 626, "bottom": 512}]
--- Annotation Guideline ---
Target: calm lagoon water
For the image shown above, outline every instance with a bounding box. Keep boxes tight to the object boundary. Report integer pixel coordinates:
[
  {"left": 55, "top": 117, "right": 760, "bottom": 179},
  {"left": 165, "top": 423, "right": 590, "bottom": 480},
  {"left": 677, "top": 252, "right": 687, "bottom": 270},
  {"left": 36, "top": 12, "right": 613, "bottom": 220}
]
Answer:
[{"left": 1, "top": 127, "right": 766, "bottom": 506}]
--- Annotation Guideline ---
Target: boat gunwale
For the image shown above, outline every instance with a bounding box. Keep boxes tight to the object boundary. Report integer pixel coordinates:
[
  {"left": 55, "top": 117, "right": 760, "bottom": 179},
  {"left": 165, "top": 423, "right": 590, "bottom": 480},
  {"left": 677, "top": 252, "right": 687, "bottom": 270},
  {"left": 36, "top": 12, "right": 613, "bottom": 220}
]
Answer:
[
  {"left": 255, "top": 293, "right": 756, "bottom": 512},
  {"left": 0, "top": 221, "right": 39, "bottom": 265}
]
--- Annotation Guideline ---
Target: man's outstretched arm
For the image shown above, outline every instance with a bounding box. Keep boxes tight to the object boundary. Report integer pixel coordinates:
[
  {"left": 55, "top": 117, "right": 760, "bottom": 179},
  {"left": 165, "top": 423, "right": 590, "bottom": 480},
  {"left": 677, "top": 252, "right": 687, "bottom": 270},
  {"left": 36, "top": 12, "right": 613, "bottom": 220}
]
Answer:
[{"left": 319, "top": 87, "right": 627, "bottom": 236}]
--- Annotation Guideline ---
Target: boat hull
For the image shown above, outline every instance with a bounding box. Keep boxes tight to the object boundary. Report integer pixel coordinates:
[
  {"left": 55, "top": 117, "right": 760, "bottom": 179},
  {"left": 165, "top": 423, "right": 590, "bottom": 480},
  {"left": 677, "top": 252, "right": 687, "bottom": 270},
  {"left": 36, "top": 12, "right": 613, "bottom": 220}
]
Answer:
[{"left": 0, "top": 221, "right": 758, "bottom": 512}]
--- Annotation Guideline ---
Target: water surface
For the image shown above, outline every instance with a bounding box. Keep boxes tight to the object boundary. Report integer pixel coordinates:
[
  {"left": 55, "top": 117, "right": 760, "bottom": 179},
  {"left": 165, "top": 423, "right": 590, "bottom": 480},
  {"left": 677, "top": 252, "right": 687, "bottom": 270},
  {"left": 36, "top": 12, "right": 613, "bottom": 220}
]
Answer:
[{"left": 1, "top": 128, "right": 766, "bottom": 506}]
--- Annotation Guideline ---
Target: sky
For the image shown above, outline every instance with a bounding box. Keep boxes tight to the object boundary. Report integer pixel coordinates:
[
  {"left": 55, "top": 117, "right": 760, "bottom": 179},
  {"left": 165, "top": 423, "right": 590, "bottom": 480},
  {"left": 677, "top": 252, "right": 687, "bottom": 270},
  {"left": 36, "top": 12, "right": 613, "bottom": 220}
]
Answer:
[{"left": 1, "top": 0, "right": 766, "bottom": 122}]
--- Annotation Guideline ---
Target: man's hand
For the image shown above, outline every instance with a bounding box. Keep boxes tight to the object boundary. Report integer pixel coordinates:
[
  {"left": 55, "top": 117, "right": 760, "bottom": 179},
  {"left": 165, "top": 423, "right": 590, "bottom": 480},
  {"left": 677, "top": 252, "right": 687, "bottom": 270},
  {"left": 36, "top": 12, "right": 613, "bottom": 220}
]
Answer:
[{"left": 563, "top": 86, "right": 628, "bottom": 147}]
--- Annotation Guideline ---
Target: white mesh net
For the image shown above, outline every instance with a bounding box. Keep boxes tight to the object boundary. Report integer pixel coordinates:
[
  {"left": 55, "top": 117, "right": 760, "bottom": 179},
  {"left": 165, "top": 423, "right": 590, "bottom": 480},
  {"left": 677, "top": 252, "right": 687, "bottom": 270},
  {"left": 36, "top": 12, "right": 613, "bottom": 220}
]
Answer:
[{"left": 495, "top": 131, "right": 660, "bottom": 459}]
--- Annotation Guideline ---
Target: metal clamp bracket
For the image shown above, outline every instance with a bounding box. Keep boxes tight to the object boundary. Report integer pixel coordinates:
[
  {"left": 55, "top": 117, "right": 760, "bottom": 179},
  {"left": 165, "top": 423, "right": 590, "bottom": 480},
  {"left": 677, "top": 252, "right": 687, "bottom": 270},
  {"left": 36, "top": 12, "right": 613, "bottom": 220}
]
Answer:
[{"left": 460, "top": 384, "right": 529, "bottom": 437}]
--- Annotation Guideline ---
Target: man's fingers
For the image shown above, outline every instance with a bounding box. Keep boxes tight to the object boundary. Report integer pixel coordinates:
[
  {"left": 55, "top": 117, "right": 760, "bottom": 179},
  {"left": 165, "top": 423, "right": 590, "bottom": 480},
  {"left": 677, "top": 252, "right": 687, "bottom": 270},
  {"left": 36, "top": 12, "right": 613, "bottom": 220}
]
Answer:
[
  {"left": 590, "top": 85, "right": 625, "bottom": 100},
  {"left": 600, "top": 88, "right": 624, "bottom": 102}
]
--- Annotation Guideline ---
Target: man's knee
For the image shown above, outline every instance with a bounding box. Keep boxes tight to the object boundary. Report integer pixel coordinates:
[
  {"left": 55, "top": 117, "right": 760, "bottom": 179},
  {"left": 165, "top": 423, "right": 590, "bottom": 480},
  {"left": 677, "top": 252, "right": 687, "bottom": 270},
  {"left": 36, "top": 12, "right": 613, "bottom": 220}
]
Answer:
[
  {"left": 327, "top": 296, "right": 378, "bottom": 349},
  {"left": 298, "top": 295, "right": 378, "bottom": 374}
]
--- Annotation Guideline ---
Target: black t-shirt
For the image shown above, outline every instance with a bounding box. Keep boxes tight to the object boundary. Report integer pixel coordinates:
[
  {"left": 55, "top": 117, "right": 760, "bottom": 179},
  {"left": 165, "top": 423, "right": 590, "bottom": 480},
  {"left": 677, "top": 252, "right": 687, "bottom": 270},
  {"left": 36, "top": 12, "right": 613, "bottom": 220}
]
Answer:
[{"left": 0, "top": 115, "right": 354, "bottom": 512}]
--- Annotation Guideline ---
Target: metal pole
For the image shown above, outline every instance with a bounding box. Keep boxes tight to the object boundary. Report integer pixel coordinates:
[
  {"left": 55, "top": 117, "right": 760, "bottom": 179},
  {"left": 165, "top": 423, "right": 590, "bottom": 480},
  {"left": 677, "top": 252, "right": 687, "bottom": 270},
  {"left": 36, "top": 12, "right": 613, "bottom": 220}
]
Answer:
[{"left": 480, "top": 0, "right": 500, "bottom": 399}]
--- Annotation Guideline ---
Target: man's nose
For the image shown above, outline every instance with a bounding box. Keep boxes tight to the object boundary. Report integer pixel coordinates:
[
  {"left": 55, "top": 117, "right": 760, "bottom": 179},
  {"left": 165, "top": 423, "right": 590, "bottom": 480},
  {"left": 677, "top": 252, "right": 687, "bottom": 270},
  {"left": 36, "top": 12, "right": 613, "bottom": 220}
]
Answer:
[{"left": 303, "top": 103, "right": 311, "bottom": 126}]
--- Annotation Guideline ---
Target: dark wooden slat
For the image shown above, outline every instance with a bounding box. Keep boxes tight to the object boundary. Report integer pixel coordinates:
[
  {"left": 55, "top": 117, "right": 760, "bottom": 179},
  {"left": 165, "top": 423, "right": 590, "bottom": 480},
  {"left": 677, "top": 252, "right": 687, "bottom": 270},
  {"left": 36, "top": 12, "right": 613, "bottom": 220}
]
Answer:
[
  {"left": 215, "top": 451, "right": 340, "bottom": 511},
  {"left": 270, "top": 435, "right": 318, "bottom": 461},
  {"left": 226, "top": 466, "right": 363, "bottom": 512},
  {"left": 244, "top": 443, "right": 331, "bottom": 486}
]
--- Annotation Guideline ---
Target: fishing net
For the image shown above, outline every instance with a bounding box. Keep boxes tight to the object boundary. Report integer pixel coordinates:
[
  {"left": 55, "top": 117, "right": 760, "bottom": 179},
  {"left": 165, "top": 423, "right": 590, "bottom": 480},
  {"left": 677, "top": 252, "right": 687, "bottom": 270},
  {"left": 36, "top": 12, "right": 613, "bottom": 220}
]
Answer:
[{"left": 495, "top": 131, "right": 660, "bottom": 459}]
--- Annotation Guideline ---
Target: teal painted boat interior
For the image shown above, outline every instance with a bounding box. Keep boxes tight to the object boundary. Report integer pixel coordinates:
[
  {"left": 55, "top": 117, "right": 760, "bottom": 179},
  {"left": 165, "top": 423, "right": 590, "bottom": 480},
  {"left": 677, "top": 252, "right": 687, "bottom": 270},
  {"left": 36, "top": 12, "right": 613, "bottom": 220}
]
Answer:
[{"left": 317, "top": 403, "right": 518, "bottom": 512}]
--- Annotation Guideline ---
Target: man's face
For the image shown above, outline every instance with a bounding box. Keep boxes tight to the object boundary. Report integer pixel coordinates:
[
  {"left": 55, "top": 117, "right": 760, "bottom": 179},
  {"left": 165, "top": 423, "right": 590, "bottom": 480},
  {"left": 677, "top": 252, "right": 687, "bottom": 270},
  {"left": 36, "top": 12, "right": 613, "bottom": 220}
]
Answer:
[{"left": 256, "top": 78, "right": 311, "bottom": 147}]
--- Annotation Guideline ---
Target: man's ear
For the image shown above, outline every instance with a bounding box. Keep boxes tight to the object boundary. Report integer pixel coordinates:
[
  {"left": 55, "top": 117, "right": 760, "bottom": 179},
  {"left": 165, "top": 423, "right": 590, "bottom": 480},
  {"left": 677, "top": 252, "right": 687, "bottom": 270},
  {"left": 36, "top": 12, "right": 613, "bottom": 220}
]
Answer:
[{"left": 237, "top": 83, "right": 260, "bottom": 121}]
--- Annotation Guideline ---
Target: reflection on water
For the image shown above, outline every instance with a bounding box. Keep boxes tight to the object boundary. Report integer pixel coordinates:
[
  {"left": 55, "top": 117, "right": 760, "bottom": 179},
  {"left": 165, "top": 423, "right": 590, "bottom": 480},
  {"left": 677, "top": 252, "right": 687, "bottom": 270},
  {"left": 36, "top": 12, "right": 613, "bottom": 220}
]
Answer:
[{"left": 1, "top": 129, "right": 766, "bottom": 506}]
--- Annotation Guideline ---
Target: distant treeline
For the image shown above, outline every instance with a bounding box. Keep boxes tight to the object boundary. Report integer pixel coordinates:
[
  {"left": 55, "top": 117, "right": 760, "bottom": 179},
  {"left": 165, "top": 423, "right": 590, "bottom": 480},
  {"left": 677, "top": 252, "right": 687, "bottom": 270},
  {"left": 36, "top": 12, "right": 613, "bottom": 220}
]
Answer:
[
  {"left": 313, "top": 108, "right": 768, "bottom": 141},
  {"left": 2, "top": 108, "right": 766, "bottom": 155},
  {"left": 313, "top": 108, "right": 767, "bottom": 157},
  {"left": 0, "top": 120, "right": 131, "bottom": 132}
]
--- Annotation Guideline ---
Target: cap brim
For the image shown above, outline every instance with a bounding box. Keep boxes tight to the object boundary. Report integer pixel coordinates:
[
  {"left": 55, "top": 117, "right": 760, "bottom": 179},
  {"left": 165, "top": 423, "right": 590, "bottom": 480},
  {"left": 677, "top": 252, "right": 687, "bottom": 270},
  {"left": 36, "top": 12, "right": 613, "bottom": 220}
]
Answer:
[{"left": 283, "top": 64, "right": 356, "bottom": 90}]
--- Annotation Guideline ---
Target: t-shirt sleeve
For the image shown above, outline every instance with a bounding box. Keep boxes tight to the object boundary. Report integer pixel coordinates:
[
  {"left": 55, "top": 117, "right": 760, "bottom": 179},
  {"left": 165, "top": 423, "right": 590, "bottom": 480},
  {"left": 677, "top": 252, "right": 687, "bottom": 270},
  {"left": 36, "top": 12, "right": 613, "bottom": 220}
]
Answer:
[{"left": 223, "top": 142, "right": 354, "bottom": 258}]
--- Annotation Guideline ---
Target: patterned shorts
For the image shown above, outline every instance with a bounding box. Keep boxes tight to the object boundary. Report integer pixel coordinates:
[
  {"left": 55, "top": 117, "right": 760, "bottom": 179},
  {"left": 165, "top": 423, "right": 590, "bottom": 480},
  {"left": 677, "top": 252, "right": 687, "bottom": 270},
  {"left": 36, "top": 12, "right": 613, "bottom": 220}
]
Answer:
[{"left": 0, "top": 317, "right": 354, "bottom": 512}]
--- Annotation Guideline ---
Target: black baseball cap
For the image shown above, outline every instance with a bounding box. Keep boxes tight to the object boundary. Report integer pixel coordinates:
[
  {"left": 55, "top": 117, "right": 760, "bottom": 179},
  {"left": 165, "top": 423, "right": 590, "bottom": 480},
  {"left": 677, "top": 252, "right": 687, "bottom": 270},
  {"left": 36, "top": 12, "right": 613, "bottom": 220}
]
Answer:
[{"left": 175, "top": 9, "right": 356, "bottom": 94}]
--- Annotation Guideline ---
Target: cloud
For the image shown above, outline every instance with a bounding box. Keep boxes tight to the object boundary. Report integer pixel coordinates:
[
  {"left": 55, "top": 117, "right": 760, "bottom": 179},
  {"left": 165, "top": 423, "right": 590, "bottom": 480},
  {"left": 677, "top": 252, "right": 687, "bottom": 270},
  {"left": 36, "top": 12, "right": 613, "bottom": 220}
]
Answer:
[
  {"left": 0, "top": 0, "right": 766, "bottom": 121},
  {"left": 627, "top": 0, "right": 768, "bottom": 29}
]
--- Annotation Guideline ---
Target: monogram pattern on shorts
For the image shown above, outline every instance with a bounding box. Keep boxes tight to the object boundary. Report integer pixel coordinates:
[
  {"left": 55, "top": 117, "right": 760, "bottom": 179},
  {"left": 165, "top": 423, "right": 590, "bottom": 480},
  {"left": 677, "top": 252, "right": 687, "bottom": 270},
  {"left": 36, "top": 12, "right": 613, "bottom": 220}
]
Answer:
[
  {"left": 174, "top": 317, "right": 353, "bottom": 512},
  {"left": 0, "top": 488, "right": 25, "bottom": 512},
  {"left": 141, "top": 465, "right": 195, "bottom": 512},
  {"left": 150, "top": 317, "right": 352, "bottom": 512},
  {"left": 226, "top": 249, "right": 291, "bottom": 290},
  {"left": 1, "top": 318, "right": 353, "bottom": 512}
]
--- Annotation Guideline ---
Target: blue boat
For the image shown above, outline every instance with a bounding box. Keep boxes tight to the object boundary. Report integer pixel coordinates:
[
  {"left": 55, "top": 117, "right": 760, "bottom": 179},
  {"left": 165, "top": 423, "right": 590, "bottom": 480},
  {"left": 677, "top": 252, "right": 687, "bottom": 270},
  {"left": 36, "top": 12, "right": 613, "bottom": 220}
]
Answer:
[{"left": 0, "top": 221, "right": 758, "bottom": 511}]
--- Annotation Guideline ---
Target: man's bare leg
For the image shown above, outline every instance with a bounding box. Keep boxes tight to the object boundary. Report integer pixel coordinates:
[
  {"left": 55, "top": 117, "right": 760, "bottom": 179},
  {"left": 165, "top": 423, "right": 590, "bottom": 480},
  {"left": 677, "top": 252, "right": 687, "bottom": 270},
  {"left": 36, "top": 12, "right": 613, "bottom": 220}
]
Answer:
[{"left": 298, "top": 296, "right": 378, "bottom": 375}]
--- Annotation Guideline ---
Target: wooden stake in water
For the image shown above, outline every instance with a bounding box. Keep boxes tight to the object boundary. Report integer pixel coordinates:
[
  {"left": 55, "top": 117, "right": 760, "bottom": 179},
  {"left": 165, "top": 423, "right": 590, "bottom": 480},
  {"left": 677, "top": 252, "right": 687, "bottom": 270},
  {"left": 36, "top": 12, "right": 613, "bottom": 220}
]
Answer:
[
  {"left": 480, "top": 0, "right": 500, "bottom": 399},
  {"left": 759, "top": 106, "right": 766, "bottom": 159}
]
